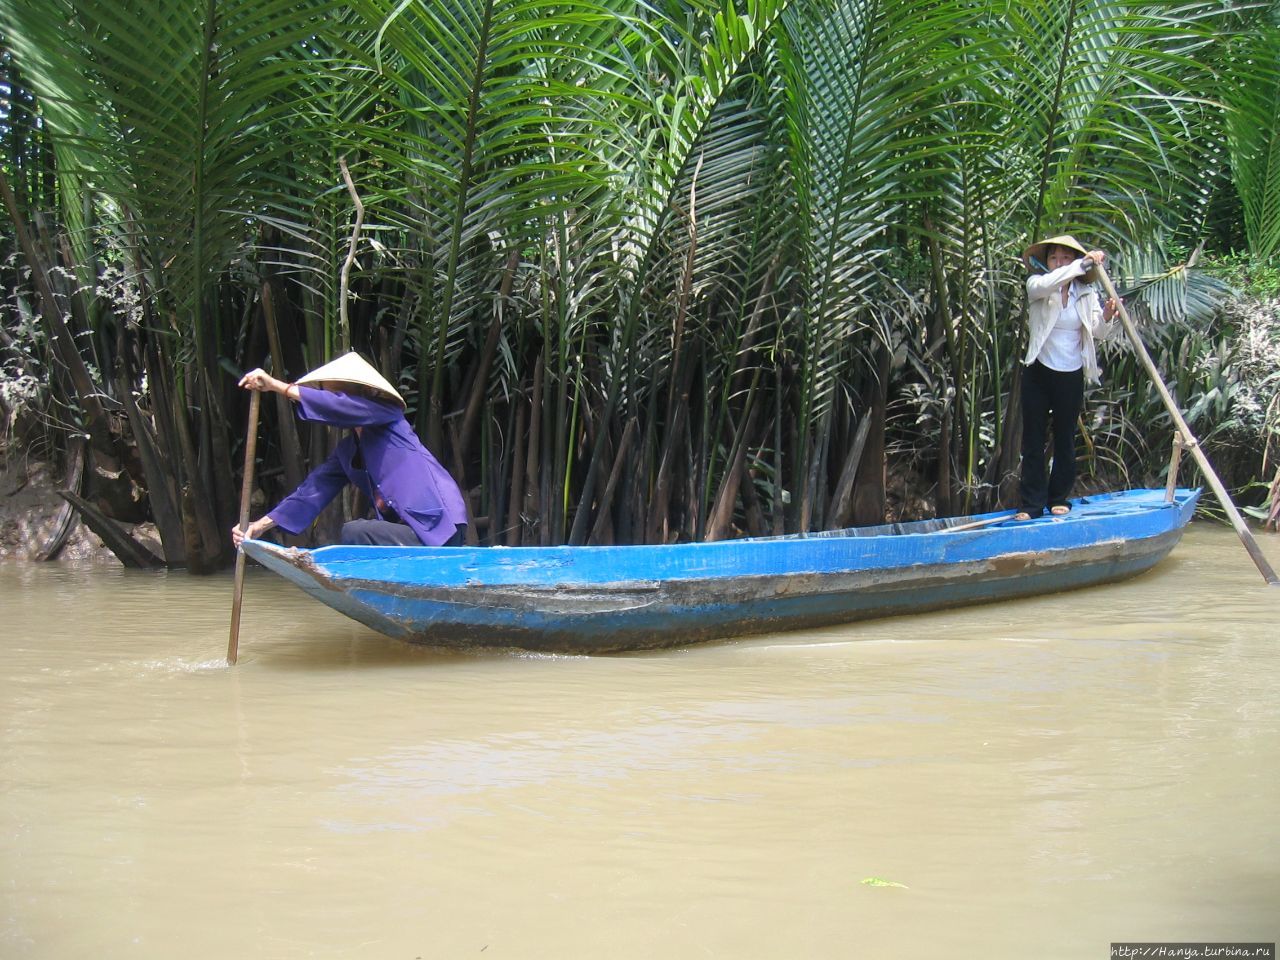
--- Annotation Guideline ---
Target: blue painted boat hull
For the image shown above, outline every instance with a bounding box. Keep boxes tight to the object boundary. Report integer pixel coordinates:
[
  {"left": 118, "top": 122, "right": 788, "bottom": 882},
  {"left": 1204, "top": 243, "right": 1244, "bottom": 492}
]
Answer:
[{"left": 242, "top": 488, "right": 1200, "bottom": 653}]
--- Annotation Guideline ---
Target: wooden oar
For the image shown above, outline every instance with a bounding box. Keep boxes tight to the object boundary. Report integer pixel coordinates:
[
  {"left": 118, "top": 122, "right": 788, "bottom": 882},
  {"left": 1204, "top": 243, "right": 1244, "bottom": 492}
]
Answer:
[
  {"left": 1096, "top": 264, "right": 1278, "bottom": 585},
  {"left": 227, "top": 390, "right": 262, "bottom": 665},
  {"left": 940, "top": 511, "right": 1019, "bottom": 533}
]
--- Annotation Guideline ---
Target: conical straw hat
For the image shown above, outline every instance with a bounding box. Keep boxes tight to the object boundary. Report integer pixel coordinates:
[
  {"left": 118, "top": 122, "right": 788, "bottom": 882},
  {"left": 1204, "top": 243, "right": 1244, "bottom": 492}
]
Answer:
[
  {"left": 1021, "top": 234, "right": 1089, "bottom": 271},
  {"left": 296, "top": 352, "right": 405, "bottom": 408}
]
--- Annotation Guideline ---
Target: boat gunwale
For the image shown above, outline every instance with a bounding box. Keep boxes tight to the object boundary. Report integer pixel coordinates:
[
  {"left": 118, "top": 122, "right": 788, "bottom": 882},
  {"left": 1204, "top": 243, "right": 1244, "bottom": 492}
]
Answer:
[
  {"left": 249, "top": 518, "right": 1186, "bottom": 609},
  {"left": 242, "top": 488, "right": 1198, "bottom": 591}
]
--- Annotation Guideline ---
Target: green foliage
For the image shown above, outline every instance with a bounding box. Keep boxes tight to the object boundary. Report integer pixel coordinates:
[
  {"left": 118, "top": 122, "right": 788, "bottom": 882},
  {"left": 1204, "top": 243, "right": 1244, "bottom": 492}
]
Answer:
[
  {"left": 2, "top": 0, "right": 345, "bottom": 367},
  {"left": 1, "top": 0, "right": 1276, "bottom": 556},
  {"left": 1222, "top": 19, "right": 1280, "bottom": 262},
  {"left": 1204, "top": 252, "right": 1280, "bottom": 299}
]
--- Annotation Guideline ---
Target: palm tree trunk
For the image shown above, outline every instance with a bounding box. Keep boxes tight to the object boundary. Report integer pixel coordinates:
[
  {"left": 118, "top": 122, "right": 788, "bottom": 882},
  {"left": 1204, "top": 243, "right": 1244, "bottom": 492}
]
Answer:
[
  {"left": 851, "top": 344, "right": 889, "bottom": 525},
  {"left": 588, "top": 417, "right": 638, "bottom": 545},
  {"left": 646, "top": 352, "right": 699, "bottom": 543},
  {"left": 262, "top": 279, "right": 306, "bottom": 492},
  {"left": 705, "top": 399, "right": 761, "bottom": 541},
  {"left": 456, "top": 250, "right": 520, "bottom": 473},
  {"left": 828, "top": 413, "right": 871, "bottom": 529},
  {"left": 527, "top": 351, "right": 545, "bottom": 545}
]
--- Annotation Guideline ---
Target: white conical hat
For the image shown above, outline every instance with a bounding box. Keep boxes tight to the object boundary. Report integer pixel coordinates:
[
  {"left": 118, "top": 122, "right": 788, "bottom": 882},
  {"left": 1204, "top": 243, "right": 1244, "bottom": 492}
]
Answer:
[
  {"left": 1022, "top": 234, "right": 1088, "bottom": 270},
  {"left": 296, "top": 352, "right": 405, "bottom": 408}
]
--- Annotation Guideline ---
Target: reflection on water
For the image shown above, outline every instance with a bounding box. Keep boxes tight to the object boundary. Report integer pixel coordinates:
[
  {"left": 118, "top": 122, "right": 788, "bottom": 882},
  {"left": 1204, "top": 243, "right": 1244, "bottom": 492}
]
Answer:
[{"left": 2, "top": 525, "right": 1278, "bottom": 958}]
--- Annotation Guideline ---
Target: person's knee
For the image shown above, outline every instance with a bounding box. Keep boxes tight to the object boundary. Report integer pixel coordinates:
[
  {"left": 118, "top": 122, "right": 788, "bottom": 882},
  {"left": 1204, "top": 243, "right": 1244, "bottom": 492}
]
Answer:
[
  {"left": 341, "top": 519, "right": 423, "bottom": 546},
  {"left": 341, "top": 519, "right": 376, "bottom": 545}
]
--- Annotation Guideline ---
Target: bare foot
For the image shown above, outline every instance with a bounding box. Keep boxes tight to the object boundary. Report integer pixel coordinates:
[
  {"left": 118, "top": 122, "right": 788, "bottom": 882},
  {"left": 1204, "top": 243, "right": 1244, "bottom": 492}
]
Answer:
[
  {"left": 1014, "top": 511, "right": 1032, "bottom": 521},
  {"left": 1049, "top": 504, "right": 1070, "bottom": 516}
]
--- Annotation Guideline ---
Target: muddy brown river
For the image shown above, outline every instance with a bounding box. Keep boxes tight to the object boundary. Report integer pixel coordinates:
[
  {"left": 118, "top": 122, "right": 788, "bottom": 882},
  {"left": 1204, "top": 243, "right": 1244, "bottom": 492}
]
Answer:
[{"left": 2, "top": 524, "right": 1277, "bottom": 958}]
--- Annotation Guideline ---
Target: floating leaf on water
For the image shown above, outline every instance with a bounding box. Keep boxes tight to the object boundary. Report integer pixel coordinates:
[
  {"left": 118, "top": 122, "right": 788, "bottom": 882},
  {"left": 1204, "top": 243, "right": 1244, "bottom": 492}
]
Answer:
[{"left": 860, "top": 877, "right": 908, "bottom": 888}]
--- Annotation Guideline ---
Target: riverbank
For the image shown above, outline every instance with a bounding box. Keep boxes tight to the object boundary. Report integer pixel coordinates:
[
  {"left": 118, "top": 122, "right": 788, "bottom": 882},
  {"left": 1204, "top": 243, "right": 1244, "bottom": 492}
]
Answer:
[{"left": 0, "top": 452, "right": 114, "bottom": 562}]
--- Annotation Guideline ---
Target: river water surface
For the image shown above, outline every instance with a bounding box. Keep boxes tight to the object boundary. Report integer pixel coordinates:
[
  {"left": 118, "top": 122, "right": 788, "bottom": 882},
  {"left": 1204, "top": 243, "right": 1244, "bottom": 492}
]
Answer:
[{"left": 2, "top": 524, "right": 1278, "bottom": 958}]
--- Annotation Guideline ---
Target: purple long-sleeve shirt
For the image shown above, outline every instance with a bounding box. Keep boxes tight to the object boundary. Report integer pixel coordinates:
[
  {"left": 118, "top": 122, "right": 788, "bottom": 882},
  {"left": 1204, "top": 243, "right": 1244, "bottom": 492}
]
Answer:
[{"left": 267, "top": 388, "right": 467, "bottom": 546}]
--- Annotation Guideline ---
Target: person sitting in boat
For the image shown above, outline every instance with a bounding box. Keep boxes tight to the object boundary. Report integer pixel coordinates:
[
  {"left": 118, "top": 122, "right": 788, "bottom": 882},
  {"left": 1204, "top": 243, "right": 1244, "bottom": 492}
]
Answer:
[
  {"left": 230, "top": 352, "right": 468, "bottom": 548},
  {"left": 1015, "top": 235, "right": 1121, "bottom": 521}
]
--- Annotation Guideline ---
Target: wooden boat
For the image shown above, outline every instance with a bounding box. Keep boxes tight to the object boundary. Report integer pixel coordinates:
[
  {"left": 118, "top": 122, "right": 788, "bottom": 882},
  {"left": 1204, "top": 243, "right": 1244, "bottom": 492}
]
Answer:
[{"left": 242, "top": 487, "right": 1199, "bottom": 653}]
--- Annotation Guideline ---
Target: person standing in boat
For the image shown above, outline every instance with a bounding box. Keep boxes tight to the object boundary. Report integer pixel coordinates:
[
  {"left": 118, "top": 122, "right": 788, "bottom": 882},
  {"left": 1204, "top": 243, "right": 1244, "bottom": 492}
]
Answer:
[
  {"left": 230, "top": 352, "right": 468, "bottom": 547},
  {"left": 1014, "top": 235, "right": 1121, "bottom": 521}
]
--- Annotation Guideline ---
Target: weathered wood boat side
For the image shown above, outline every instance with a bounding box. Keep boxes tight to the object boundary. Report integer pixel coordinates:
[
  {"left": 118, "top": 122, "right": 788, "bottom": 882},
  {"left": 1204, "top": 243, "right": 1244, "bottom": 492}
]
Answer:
[{"left": 242, "top": 488, "right": 1200, "bottom": 653}]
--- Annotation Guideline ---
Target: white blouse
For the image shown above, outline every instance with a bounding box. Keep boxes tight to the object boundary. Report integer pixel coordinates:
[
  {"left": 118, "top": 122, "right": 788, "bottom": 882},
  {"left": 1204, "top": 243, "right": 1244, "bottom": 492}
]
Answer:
[{"left": 1035, "top": 283, "right": 1085, "bottom": 372}]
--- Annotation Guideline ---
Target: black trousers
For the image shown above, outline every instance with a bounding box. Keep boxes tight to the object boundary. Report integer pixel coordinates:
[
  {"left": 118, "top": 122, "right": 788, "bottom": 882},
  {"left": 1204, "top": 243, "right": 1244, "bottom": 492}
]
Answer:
[
  {"left": 340, "top": 519, "right": 466, "bottom": 546},
  {"left": 1019, "top": 360, "right": 1084, "bottom": 517}
]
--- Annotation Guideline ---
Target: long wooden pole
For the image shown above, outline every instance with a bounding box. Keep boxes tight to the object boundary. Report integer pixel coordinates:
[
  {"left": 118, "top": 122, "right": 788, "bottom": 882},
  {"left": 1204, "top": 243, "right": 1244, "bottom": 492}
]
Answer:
[
  {"left": 228, "top": 390, "right": 262, "bottom": 664},
  {"left": 941, "top": 511, "right": 1019, "bottom": 534},
  {"left": 1097, "top": 265, "right": 1278, "bottom": 585}
]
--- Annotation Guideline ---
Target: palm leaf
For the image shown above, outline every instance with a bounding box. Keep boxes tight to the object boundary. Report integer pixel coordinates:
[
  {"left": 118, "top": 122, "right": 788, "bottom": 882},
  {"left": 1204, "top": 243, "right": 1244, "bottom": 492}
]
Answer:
[
  {"left": 1222, "top": 19, "right": 1280, "bottom": 261},
  {"left": 4, "top": 0, "right": 343, "bottom": 370}
]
